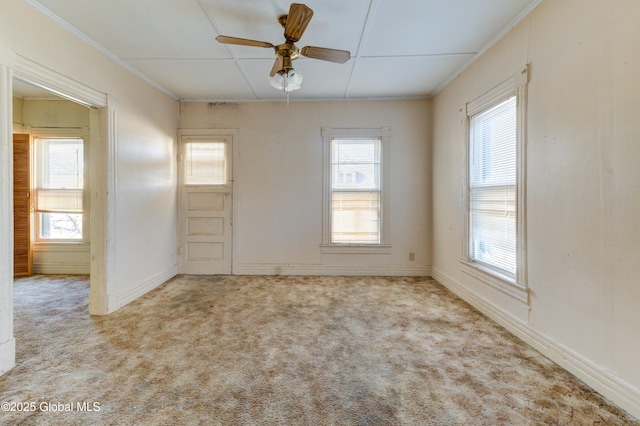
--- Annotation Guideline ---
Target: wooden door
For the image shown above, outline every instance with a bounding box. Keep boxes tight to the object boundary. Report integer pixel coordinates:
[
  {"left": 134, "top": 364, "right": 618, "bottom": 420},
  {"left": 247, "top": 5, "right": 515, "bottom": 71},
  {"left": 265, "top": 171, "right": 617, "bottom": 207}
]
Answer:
[
  {"left": 13, "top": 133, "right": 32, "bottom": 277},
  {"left": 179, "top": 136, "right": 233, "bottom": 275}
]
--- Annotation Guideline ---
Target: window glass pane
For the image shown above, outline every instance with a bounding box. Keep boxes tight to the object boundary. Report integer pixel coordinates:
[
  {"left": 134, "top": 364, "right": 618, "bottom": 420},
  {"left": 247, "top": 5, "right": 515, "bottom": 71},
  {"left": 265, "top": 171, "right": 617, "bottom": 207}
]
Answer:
[
  {"left": 469, "top": 96, "right": 517, "bottom": 275},
  {"left": 185, "top": 142, "right": 226, "bottom": 185},
  {"left": 332, "top": 191, "right": 380, "bottom": 244},
  {"left": 39, "top": 213, "right": 83, "bottom": 240},
  {"left": 40, "top": 138, "right": 84, "bottom": 189},
  {"left": 332, "top": 139, "right": 380, "bottom": 190},
  {"left": 333, "top": 141, "right": 378, "bottom": 163}
]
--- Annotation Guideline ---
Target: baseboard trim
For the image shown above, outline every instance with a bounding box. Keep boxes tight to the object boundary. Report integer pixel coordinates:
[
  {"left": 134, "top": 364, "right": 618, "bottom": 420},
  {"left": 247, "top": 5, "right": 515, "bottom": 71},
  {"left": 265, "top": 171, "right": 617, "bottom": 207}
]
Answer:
[
  {"left": 32, "top": 263, "right": 90, "bottom": 275},
  {"left": 233, "top": 263, "right": 432, "bottom": 277},
  {"left": 116, "top": 266, "right": 177, "bottom": 310},
  {"left": 0, "top": 337, "right": 16, "bottom": 376},
  {"left": 432, "top": 267, "right": 640, "bottom": 420}
]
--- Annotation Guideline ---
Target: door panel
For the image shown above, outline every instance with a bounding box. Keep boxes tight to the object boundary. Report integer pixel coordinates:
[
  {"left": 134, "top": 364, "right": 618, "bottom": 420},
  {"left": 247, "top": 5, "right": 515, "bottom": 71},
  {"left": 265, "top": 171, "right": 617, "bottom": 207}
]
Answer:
[
  {"left": 13, "top": 134, "right": 32, "bottom": 277},
  {"left": 180, "top": 136, "right": 232, "bottom": 275},
  {"left": 187, "top": 217, "right": 223, "bottom": 235}
]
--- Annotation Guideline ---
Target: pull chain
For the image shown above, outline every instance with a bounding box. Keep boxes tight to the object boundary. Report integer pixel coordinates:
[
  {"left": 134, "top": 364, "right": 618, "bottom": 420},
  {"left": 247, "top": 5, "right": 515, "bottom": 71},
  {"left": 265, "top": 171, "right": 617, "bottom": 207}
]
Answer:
[{"left": 284, "top": 72, "right": 289, "bottom": 106}]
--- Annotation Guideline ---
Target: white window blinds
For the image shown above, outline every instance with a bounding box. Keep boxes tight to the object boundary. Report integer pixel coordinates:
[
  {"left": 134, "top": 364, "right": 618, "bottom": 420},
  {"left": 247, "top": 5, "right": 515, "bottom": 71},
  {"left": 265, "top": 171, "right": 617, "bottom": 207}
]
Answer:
[
  {"left": 36, "top": 138, "right": 83, "bottom": 212},
  {"left": 469, "top": 96, "right": 517, "bottom": 275},
  {"left": 185, "top": 142, "right": 226, "bottom": 185}
]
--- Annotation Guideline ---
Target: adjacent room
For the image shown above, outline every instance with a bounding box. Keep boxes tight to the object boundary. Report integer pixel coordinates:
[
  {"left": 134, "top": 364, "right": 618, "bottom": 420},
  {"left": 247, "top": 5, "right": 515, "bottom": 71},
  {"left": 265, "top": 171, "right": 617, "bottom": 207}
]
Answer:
[{"left": 1, "top": 0, "right": 638, "bottom": 423}]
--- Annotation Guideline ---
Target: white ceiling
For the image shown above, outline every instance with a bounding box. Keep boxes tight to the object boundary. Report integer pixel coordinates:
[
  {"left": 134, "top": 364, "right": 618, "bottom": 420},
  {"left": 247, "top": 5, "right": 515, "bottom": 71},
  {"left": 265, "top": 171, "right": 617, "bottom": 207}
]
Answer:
[
  {"left": 26, "top": 0, "right": 541, "bottom": 102},
  {"left": 13, "top": 79, "right": 59, "bottom": 99}
]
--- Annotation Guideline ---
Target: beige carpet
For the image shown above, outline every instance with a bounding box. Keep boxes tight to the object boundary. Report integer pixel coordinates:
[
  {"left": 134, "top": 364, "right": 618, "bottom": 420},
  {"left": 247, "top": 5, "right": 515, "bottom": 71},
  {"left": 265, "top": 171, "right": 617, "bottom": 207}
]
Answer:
[{"left": 1, "top": 274, "right": 637, "bottom": 425}]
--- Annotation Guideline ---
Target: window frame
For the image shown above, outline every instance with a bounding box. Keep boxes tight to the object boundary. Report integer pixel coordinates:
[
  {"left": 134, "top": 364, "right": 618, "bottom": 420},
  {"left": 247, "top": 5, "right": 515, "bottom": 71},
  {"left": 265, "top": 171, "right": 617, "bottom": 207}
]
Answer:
[
  {"left": 32, "top": 128, "right": 89, "bottom": 244},
  {"left": 321, "top": 127, "right": 391, "bottom": 254},
  {"left": 462, "top": 66, "right": 528, "bottom": 298}
]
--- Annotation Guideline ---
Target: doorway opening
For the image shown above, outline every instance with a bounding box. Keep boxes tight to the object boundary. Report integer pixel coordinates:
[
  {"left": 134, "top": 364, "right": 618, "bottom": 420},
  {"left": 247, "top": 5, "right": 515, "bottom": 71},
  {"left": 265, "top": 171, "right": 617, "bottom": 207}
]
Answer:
[{"left": 12, "top": 85, "right": 92, "bottom": 278}]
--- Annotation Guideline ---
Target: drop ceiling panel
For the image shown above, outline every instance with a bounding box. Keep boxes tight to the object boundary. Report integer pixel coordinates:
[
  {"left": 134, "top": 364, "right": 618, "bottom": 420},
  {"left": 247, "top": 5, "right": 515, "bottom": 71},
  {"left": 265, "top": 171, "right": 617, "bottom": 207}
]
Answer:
[
  {"left": 127, "top": 59, "right": 256, "bottom": 100},
  {"left": 287, "top": 59, "right": 355, "bottom": 99},
  {"left": 347, "top": 55, "right": 474, "bottom": 98},
  {"left": 232, "top": 59, "right": 280, "bottom": 99},
  {"left": 35, "top": 0, "right": 229, "bottom": 59},
  {"left": 361, "top": 0, "right": 536, "bottom": 56}
]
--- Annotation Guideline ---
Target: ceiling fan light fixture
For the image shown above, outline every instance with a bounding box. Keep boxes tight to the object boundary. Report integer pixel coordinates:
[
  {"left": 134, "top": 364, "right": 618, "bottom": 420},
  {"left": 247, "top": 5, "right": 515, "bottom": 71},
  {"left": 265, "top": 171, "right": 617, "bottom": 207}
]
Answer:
[{"left": 269, "top": 68, "right": 303, "bottom": 92}]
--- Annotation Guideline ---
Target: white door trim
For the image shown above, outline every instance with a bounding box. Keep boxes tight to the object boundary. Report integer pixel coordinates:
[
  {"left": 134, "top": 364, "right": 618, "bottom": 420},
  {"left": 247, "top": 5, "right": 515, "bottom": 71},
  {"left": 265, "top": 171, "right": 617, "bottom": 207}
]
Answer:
[{"left": 0, "top": 45, "right": 16, "bottom": 375}]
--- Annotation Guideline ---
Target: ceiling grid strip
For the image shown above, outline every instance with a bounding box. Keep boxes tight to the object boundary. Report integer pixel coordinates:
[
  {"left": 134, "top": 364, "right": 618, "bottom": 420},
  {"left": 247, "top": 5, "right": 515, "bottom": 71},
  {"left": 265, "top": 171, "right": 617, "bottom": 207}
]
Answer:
[{"left": 344, "top": 0, "right": 379, "bottom": 99}]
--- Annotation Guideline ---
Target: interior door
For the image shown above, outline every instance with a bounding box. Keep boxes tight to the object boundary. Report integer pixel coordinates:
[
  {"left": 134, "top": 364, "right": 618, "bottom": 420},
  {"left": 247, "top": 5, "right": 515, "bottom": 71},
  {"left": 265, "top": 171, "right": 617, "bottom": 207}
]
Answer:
[
  {"left": 13, "top": 133, "right": 32, "bottom": 277},
  {"left": 180, "top": 135, "right": 233, "bottom": 275}
]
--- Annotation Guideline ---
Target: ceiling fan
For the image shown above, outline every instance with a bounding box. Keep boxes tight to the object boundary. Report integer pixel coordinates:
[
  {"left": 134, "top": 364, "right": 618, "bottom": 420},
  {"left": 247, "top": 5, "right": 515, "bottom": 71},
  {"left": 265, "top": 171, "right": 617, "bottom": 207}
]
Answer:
[{"left": 216, "top": 3, "right": 351, "bottom": 92}]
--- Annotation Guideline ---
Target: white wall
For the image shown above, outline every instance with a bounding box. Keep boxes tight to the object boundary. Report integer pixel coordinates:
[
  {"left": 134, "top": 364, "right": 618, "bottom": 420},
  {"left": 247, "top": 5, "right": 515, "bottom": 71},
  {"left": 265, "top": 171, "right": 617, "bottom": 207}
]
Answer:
[
  {"left": 1, "top": 0, "right": 178, "bottom": 319},
  {"left": 432, "top": 0, "right": 640, "bottom": 418},
  {"left": 12, "top": 97, "right": 23, "bottom": 132},
  {"left": 21, "top": 98, "right": 89, "bottom": 128},
  {"left": 179, "top": 100, "right": 432, "bottom": 276}
]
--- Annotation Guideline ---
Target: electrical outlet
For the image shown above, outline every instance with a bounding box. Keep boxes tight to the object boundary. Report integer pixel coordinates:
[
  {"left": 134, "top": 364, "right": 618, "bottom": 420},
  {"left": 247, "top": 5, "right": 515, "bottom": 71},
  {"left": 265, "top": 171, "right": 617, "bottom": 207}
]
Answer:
[
  {"left": 409, "top": 252, "right": 415, "bottom": 261},
  {"left": 275, "top": 266, "right": 282, "bottom": 275}
]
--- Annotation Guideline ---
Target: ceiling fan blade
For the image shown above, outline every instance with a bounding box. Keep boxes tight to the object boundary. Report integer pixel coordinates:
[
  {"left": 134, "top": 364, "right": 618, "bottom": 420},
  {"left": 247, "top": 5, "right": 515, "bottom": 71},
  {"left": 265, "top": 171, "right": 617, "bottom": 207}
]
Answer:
[
  {"left": 270, "top": 57, "right": 284, "bottom": 77},
  {"left": 300, "top": 46, "right": 351, "bottom": 64},
  {"left": 284, "top": 3, "right": 313, "bottom": 42},
  {"left": 216, "top": 35, "right": 274, "bottom": 49}
]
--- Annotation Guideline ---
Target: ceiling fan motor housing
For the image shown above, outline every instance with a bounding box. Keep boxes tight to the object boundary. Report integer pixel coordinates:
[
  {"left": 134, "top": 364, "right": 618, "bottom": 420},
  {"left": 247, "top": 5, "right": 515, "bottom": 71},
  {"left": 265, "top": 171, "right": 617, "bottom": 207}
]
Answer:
[{"left": 275, "top": 43, "right": 300, "bottom": 72}]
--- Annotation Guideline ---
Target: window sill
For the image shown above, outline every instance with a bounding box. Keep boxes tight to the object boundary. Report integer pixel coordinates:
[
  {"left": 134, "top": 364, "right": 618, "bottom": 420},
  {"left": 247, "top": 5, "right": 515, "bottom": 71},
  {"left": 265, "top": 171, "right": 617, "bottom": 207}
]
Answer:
[
  {"left": 321, "top": 244, "right": 391, "bottom": 254},
  {"left": 459, "top": 259, "right": 528, "bottom": 304}
]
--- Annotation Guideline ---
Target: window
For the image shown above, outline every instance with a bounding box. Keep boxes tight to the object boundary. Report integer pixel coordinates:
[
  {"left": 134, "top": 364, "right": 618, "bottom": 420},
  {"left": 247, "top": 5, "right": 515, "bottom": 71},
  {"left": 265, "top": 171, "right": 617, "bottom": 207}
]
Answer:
[
  {"left": 34, "top": 137, "right": 85, "bottom": 241},
  {"left": 332, "top": 139, "right": 380, "bottom": 243},
  {"left": 321, "top": 127, "right": 391, "bottom": 253},
  {"left": 469, "top": 96, "right": 517, "bottom": 274},
  {"left": 184, "top": 140, "right": 227, "bottom": 185},
  {"left": 464, "top": 66, "right": 528, "bottom": 291}
]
